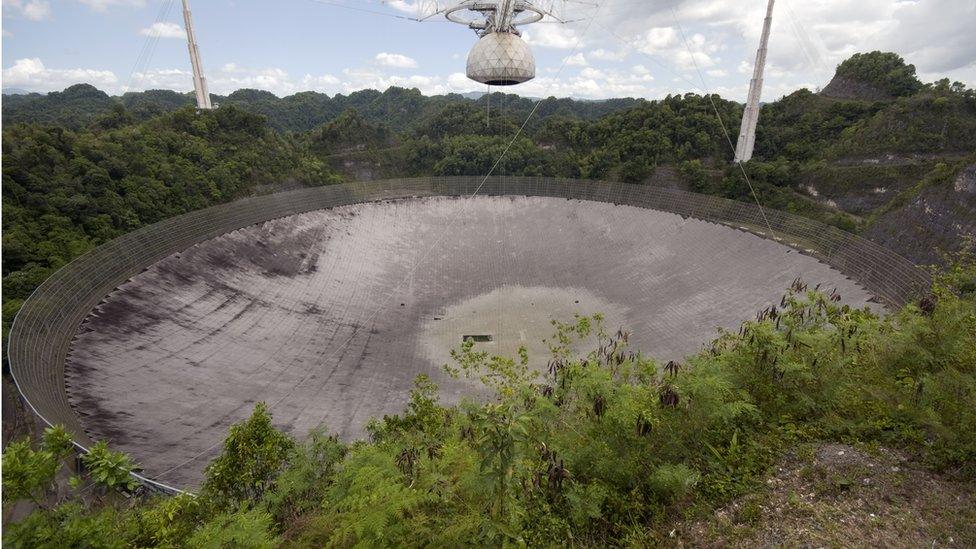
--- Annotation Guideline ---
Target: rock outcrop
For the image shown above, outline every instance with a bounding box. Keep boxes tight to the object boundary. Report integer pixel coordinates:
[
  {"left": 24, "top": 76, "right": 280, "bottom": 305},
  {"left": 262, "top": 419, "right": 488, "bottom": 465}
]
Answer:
[
  {"left": 820, "top": 75, "right": 892, "bottom": 102},
  {"left": 864, "top": 165, "right": 976, "bottom": 265}
]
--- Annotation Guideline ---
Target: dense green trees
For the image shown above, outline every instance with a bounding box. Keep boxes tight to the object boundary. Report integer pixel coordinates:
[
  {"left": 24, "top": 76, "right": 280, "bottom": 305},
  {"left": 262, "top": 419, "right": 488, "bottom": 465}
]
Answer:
[
  {"left": 1, "top": 105, "right": 337, "bottom": 337},
  {"left": 834, "top": 51, "right": 924, "bottom": 98},
  {"left": 2, "top": 84, "right": 118, "bottom": 128},
  {"left": 5, "top": 58, "right": 975, "bottom": 338},
  {"left": 4, "top": 255, "right": 975, "bottom": 545},
  {"left": 2, "top": 49, "right": 975, "bottom": 545},
  {"left": 4, "top": 85, "right": 644, "bottom": 134}
]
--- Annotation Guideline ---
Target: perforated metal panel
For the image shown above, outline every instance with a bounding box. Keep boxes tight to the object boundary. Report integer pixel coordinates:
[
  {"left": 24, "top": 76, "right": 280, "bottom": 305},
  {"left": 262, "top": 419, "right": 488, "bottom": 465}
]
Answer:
[{"left": 8, "top": 177, "right": 930, "bottom": 492}]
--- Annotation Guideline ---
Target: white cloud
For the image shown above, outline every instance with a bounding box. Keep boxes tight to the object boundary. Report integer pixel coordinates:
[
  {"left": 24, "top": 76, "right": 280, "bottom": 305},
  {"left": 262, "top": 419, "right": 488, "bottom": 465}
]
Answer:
[
  {"left": 300, "top": 73, "right": 341, "bottom": 89},
  {"left": 3, "top": 0, "right": 973, "bottom": 103},
  {"left": 589, "top": 48, "right": 628, "bottom": 61},
  {"left": 127, "top": 63, "right": 473, "bottom": 98},
  {"left": 563, "top": 53, "right": 587, "bottom": 66},
  {"left": 523, "top": 24, "right": 583, "bottom": 49},
  {"left": 447, "top": 72, "right": 473, "bottom": 90},
  {"left": 547, "top": 0, "right": 974, "bottom": 98},
  {"left": 77, "top": 0, "right": 144, "bottom": 11},
  {"left": 139, "top": 22, "right": 185, "bottom": 39},
  {"left": 373, "top": 52, "right": 418, "bottom": 69},
  {"left": 128, "top": 68, "right": 191, "bottom": 92},
  {"left": 636, "top": 27, "right": 678, "bottom": 54},
  {"left": 211, "top": 66, "right": 294, "bottom": 95},
  {"left": 674, "top": 49, "right": 718, "bottom": 71},
  {"left": 2, "top": 57, "right": 118, "bottom": 91},
  {"left": 877, "top": 0, "right": 976, "bottom": 76},
  {"left": 3, "top": 0, "right": 51, "bottom": 21},
  {"left": 580, "top": 67, "right": 605, "bottom": 80},
  {"left": 23, "top": 0, "right": 49, "bottom": 20}
]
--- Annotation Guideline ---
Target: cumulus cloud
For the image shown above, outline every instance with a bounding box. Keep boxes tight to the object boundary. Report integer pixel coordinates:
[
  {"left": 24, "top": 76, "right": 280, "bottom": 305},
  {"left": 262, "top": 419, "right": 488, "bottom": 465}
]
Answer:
[
  {"left": 3, "top": 0, "right": 973, "bottom": 102},
  {"left": 2, "top": 57, "right": 118, "bottom": 91},
  {"left": 139, "top": 22, "right": 185, "bottom": 39},
  {"left": 3, "top": 0, "right": 52, "bottom": 21},
  {"left": 547, "top": 0, "right": 974, "bottom": 97},
  {"left": 383, "top": 0, "right": 425, "bottom": 15},
  {"left": 589, "top": 48, "right": 628, "bottom": 62},
  {"left": 77, "top": 0, "right": 144, "bottom": 11},
  {"left": 131, "top": 63, "right": 474, "bottom": 98},
  {"left": 128, "top": 68, "right": 191, "bottom": 92},
  {"left": 374, "top": 52, "right": 419, "bottom": 69},
  {"left": 523, "top": 24, "right": 584, "bottom": 49},
  {"left": 563, "top": 53, "right": 587, "bottom": 66},
  {"left": 876, "top": 0, "right": 976, "bottom": 76},
  {"left": 636, "top": 27, "right": 678, "bottom": 55}
]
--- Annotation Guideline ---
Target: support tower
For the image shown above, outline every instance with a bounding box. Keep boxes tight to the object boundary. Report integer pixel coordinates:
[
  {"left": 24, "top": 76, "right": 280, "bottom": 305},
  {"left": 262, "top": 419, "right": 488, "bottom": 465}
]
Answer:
[
  {"left": 734, "top": 0, "right": 775, "bottom": 163},
  {"left": 182, "top": 0, "right": 212, "bottom": 110}
]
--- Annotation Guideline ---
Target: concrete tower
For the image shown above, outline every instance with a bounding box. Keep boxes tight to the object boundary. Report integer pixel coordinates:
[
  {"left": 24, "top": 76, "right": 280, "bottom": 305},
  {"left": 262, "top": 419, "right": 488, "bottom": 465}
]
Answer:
[
  {"left": 734, "top": 0, "right": 775, "bottom": 163},
  {"left": 182, "top": 0, "right": 212, "bottom": 110}
]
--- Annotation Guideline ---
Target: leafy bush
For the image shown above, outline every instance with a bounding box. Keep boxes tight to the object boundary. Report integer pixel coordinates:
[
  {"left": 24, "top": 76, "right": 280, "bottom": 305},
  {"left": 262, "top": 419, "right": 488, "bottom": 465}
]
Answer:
[
  {"left": 82, "top": 441, "right": 138, "bottom": 492},
  {"left": 2, "top": 426, "right": 74, "bottom": 507},
  {"left": 201, "top": 402, "right": 295, "bottom": 506},
  {"left": 835, "top": 51, "right": 924, "bottom": 98},
  {"left": 4, "top": 266, "right": 974, "bottom": 545}
]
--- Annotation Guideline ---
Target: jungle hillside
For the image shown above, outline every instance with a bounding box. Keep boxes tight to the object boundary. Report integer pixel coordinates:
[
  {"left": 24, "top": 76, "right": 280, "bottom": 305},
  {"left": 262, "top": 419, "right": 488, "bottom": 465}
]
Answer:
[{"left": 2, "top": 51, "right": 976, "bottom": 546}]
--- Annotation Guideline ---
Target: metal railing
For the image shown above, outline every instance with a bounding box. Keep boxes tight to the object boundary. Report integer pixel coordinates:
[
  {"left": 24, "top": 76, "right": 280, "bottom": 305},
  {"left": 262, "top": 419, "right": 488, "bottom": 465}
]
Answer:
[{"left": 7, "top": 176, "right": 931, "bottom": 494}]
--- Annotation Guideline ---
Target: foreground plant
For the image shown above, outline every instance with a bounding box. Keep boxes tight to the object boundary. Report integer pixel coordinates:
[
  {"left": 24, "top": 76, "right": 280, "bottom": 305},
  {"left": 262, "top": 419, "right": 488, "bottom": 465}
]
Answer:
[{"left": 3, "top": 254, "right": 974, "bottom": 546}]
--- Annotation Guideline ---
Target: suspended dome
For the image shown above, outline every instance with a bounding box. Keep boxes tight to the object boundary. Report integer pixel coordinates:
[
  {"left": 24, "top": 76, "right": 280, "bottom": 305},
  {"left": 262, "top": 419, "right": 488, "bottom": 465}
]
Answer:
[{"left": 466, "top": 31, "right": 536, "bottom": 86}]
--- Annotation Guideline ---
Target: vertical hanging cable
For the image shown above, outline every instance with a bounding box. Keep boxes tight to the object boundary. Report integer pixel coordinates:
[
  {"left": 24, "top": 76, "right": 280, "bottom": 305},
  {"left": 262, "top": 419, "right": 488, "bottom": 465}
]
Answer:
[
  {"left": 486, "top": 84, "right": 491, "bottom": 128},
  {"left": 123, "top": 0, "right": 175, "bottom": 96}
]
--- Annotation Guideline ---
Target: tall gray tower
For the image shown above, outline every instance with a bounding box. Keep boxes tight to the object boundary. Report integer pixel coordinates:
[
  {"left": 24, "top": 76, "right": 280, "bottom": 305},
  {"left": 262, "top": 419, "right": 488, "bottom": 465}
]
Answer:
[
  {"left": 182, "top": 0, "right": 212, "bottom": 110},
  {"left": 734, "top": 0, "right": 774, "bottom": 163}
]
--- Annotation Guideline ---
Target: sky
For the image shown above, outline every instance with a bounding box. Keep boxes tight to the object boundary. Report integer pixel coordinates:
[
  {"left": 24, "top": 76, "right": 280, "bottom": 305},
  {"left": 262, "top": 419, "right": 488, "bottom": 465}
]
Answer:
[{"left": 2, "top": 0, "right": 974, "bottom": 101}]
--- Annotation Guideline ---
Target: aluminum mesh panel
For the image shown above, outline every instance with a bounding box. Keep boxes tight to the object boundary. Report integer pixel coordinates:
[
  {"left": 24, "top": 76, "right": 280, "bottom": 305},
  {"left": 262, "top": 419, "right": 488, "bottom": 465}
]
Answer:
[{"left": 7, "top": 176, "right": 929, "bottom": 493}]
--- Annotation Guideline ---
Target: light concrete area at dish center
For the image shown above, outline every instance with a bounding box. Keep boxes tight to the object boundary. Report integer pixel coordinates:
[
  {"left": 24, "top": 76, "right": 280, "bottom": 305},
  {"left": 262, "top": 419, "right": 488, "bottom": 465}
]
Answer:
[{"left": 64, "top": 195, "right": 873, "bottom": 488}]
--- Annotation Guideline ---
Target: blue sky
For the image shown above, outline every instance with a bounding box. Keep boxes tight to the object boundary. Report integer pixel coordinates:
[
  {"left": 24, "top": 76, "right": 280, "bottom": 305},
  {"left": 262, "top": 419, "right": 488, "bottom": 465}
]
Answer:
[{"left": 3, "top": 1, "right": 974, "bottom": 100}]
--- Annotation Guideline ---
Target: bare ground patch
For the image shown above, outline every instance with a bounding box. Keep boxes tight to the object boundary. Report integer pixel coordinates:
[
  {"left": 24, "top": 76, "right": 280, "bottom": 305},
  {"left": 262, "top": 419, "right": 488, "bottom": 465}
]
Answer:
[{"left": 675, "top": 443, "right": 976, "bottom": 548}]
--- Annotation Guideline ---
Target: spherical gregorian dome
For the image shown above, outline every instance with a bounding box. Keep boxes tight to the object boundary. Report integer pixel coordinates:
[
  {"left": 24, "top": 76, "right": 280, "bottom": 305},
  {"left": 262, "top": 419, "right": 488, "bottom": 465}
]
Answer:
[{"left": 466, "top": 31, "right": 536, "bottom": 86}]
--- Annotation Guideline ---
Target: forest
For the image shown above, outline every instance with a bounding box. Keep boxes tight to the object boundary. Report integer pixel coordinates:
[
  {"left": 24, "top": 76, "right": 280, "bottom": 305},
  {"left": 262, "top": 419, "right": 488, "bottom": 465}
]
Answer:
[
  {"left": 2, "top": 51, "right": 976, "bottom": 545},
  {"left": 5, "top": 52, "right": 975, "bottom": 341}
]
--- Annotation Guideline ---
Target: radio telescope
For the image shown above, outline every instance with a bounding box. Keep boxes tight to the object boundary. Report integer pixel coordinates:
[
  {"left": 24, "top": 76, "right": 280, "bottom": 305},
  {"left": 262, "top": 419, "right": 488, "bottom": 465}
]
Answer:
[{"left": 410, "top": 1, "right": 589, "bottom": 85}]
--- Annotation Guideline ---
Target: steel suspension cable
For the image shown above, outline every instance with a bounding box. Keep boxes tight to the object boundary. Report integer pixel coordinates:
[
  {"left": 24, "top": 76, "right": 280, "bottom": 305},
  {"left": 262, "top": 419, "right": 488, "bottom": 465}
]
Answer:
[{"left": 152, "top": 2, "right": 605, "bottom": 483}]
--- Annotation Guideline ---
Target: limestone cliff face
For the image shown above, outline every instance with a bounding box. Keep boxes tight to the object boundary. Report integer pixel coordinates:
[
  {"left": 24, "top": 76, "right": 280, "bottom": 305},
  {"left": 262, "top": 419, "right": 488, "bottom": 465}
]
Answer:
[
  {"left": 820, "top": 75, "right": 892, "bottom": 102},
  {"left": 864, "top": 165, "right": 976, "bottom": 266}
]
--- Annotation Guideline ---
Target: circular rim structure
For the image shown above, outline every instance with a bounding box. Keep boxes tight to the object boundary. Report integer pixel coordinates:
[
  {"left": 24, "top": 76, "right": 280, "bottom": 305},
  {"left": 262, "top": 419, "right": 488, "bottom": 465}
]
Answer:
[
  {"left": 7, "top": 176, "right": 930, "bottom": 494},
  {"left": 444, "top": 3, "right": 544, "bottom": 28}
]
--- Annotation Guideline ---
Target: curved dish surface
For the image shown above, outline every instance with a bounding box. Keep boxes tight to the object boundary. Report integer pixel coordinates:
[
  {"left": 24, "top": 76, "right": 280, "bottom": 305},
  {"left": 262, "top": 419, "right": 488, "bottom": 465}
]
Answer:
[
  {"left": 9, "top": 177, "right": 928, "bottom": 491},
  {"left": 67, "top": 195, "right": 874, "bottom": 487}
]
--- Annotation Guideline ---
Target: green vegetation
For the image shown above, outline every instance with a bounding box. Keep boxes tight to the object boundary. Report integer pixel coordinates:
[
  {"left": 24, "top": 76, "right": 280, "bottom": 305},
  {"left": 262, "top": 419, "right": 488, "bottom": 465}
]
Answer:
[
  {"left": 2, "top": 52, "right": 976, "bottom": 543},
  {"left": 4, "top": 51, "right": 975, "bottom": 346},
  {"left": 4, "top": 253, "right": 975, "bottom": 546},
  {"left": 3, "top": 84, "right": 645, "bottom": 133},
  {"left": 834, "top": 51, "right": 924, "bottom": 98},
  {"left": 1, "top": 105, "right": 338, "bottom": 338}
]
